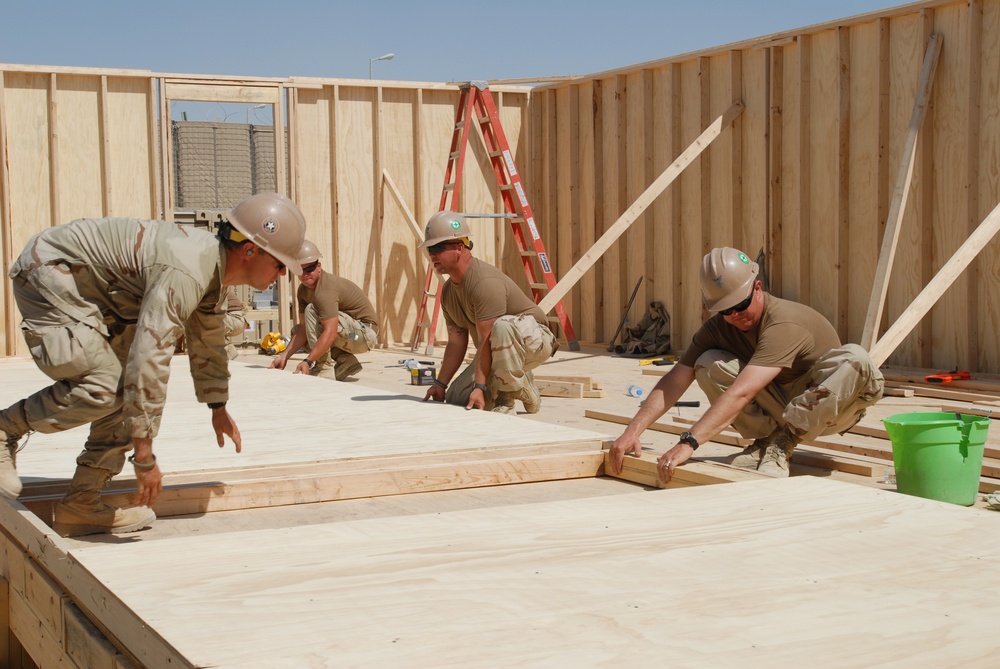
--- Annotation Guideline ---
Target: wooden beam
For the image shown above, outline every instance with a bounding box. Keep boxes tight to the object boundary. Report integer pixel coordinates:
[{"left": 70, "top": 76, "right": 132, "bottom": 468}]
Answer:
[
  {"left": 869, "top": 198, "right": 1000, "bottom": 367},
  {"left": 538, "top": 101, "right": 745, "bottom": 313},
  {"left": 163, "top": 82, "right": 281, "bottom": 104},
  {"left": 20, "top": 445, "right": 606, "bottom": 519},
  {"left": 860, "top": 34, "right": 942, "bottom": 350},
  {"left": 382, "top": 169, "right": 424, "bottom": 242},
  {"left": 605, "top": 450, "right": 764, "bottom": 488}
]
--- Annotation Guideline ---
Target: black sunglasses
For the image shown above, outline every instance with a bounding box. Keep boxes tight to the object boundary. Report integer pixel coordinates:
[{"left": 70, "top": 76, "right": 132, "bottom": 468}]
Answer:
[
  {"left": 426, "top": 241, "right": 463, "bottom": 254},
  {"left": 301, "top": 261, "right": 320, "bottom": 274},
  {"left": 719, "top": 290, "right": 754, "bottom": 316}
]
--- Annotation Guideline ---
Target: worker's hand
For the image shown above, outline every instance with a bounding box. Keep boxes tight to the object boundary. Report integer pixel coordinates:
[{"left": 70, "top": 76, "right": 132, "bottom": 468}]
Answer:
[
  {"left": 656, "top": 442, "right": 695, "bottom": 485},
  {"left": 269, "top": 355, "right": 287, "bottom": 370},
  {"left": 293, "top": 360, "right": 312, "bottom": 375},
  {"left": 424, "top": 385, "right": 446, "bottom": 402},
  {"left": 211, "top": 407, "right": 242, "bottom": 453},
  {"left": 129, "top": 437, "right": 163, "bottom": 508},
  {"left": 608, "top": 433, "right": 643, "bottom": 474},
  {"left": 466, "top": 387, "right": 486, "bottom": 411},
  {"left": 133, "top": 462, "right": 163, "bottom": 508}
]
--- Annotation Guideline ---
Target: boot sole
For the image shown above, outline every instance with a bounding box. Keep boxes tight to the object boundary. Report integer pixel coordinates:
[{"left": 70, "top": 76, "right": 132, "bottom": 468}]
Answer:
[{"left": 53, "top": 511, "right": 156, "bottom": 538}]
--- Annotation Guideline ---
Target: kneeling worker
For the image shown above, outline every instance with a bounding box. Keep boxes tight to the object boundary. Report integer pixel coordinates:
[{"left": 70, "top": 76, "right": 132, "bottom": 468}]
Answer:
[
  {"left": 609, "top": 247, "right": 884, "bottom": 481},
  {"left": 270, "top": 240, "right": 378, "bottom": 380},
  {"left": 0, "top": 192, "right": 308, "bottom": 536},
  {"left": 420, "top": 211, "right": 558, "bottom": 413}
]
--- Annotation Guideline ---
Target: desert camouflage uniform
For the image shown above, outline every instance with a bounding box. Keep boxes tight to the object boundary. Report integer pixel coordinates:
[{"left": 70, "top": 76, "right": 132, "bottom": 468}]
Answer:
[
  {"left": 223, "top": 288, "right": 249, "bottom": 360},
  {"left": 0, "top": 218, "right": 230, "bottom": 477},
  {"left": 694, "top": 343, "right": 884, "bottom": 442},
  {"left": 444, "top": 314, "right": 558, "bottom": 406}
]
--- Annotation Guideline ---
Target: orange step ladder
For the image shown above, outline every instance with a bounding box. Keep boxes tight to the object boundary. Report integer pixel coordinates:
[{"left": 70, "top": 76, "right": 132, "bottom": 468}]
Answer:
[{"left": 410, "top": 81, "right": 579, "bottom": 354}]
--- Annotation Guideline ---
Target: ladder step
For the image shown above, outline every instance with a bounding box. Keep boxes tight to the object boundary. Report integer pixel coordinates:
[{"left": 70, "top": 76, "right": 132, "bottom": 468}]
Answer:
[
  {"left": 530, "top": 282, "right": 549, "bottom": 290},
  {"left": 450, "top": 150, "right": 461, "bottom": 159},
  {"left": 442, "top": 184, "right": 455, "bottom": 192},
  {"left": 519, "top": 250, "right": 537, "bottom": 257},
  {"left": 499, "top": 184, "right": 514, "bottom": 191}
]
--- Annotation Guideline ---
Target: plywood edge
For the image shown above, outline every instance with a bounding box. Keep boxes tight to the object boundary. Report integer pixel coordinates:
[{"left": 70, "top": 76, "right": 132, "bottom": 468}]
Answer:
[{"left": 0, "top": 499, "right": 189, "bottom": 668}]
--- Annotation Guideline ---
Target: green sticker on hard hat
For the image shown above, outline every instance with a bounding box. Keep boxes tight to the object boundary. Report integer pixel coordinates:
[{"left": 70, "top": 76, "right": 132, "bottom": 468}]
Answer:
[
  {"left": 450, "top": 220, "right": 462, "bottom": 230},
  {"left": 738, "top": 252, "right": 750, "bottom": 264}
]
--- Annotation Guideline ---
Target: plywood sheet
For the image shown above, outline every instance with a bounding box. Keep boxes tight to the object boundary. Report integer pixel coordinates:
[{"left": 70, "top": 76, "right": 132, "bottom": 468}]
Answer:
[
  {"left": 1, "top": 356, "right": 605, "bottom": 485},
  {"left": 66, "top": 477, "right": 1000, "bottom": 667}
]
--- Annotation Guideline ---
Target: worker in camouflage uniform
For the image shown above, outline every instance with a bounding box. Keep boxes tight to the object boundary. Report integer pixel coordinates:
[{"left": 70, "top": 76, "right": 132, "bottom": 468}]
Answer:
[
  {"left": 609, "top": 247, "right": 884, "bottom": 481},
  {"left": 223, "top": 287, "right": 250, "bottom": 361},
  {"left": 270, "top": 240, "right": 378, "bottom": 380},
  {"left": 0, "top": 192, "right": 308, "bottom": 537},
  {"left": 420, "top": 211, "right": 558, "bottom": 414}
]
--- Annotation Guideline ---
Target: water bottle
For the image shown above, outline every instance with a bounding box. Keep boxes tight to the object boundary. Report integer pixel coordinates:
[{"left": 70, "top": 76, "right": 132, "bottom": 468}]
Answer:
[{"left": 627, "top": 384, "right": 644, "bottom": 398}]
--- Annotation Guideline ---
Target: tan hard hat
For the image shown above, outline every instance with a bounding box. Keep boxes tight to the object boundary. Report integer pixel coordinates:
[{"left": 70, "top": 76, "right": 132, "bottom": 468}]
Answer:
[
  {"left": 297, "top": 239, "right": 323, "bottom": 266},
  {"left": 228, "top": 193, "right": 307, "bottom": 276},
  {"left": 418, "top": 210, "right": 474, "bottom": 249},
  {"left": 700, "top": 247, "right": 759, "bottom": 312}
]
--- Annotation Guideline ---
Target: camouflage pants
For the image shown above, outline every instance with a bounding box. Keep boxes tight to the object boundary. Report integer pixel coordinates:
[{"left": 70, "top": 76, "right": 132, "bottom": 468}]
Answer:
[
  {"left": 302, "top": 304, "right": 377, "bottom": 378},
  {"left": 445, "top": 315, "right": 557, "bottom": 406},
  {"left": 694, "top": 343, "right": 884, "bottom": 442},
  {"left": 0, "top": 278, "right": 134, "bottom": 476}
]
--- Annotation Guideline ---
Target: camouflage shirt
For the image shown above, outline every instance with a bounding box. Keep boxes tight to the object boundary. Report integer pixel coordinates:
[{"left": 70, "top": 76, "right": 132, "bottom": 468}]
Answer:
[{"left": 9, "top": 218, "right": 230, "bottom": 437}]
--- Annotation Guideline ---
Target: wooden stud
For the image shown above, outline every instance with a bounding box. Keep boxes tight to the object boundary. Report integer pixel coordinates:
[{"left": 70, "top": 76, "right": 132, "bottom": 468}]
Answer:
[{"left": 861, "top": 34, "right": 943, "bottom": 350}]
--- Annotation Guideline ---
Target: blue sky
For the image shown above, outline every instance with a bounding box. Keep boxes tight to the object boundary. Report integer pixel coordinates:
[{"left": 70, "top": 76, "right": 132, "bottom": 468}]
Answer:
[{"left": 4, "top": 1, "right": 903, "bottom": 81}]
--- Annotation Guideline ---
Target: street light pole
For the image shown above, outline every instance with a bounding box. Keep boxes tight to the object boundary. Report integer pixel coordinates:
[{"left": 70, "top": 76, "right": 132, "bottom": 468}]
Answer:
[
  {"left": 369, "top": 52, "right": 395, "bottom": 79},
  {"left": 246, "top": 104, "right": 266, "bottom": 126}
]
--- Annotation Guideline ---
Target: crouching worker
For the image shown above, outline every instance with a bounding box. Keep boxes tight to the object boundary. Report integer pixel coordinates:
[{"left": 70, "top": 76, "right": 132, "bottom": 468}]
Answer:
[
  {"left": 420, "top": 211, "right": 558, "bottom": 414},
  {"left": 0, "top": 192, "right": 307, "bottom": 536},
  {"left": 608, "top": 247, "right": 884, "bottom": 482},
  {"left": 269, "top": 240, "right": 378, "bottom": 380}
]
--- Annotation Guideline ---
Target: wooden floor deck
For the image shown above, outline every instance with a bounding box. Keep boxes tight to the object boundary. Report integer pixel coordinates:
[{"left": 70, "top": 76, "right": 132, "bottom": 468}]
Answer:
[{"left": 2, "top": 345, "right": 1000, "bottom": 667}]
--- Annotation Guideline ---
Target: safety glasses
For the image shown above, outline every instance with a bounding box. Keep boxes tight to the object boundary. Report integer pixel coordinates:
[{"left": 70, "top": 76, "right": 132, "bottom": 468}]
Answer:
[
  {"left": 301, "top": 261, "right": 320, "bottom": 274},
  {"left": 426, "top": 241, "right": 463, "bottom": 255},
  {"left": 719, "top": 290, "right": 754, "bottom": 316}
]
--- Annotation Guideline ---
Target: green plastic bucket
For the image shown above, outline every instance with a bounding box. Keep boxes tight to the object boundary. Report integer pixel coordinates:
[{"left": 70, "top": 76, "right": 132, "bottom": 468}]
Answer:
[{"left": 882, "top": 411, "right": 990, "bottom": 506}]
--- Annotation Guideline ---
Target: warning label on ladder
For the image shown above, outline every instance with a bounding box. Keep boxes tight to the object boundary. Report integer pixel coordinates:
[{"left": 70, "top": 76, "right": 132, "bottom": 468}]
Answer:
[
  {"left": 526, "top": 217, "right": 540, "bottom": 241},
  {"left": 538, "top": 252, "right": 551, "bottom": 274},
  {"left": 503, "top": 150, "right": 517, "bottom": 176}
]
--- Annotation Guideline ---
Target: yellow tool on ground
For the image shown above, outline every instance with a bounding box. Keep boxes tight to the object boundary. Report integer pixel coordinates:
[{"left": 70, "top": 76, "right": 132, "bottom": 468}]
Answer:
[
  {"left": 639, "top": 355, "right": 676, "bottom": 366},
  {"left": 259, "top": 332, "right": 287, "bottom": 356}
]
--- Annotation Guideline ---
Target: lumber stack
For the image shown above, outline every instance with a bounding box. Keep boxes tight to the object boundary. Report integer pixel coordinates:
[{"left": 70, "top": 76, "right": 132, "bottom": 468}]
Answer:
[
  {"left": 534, "top": 375, "right": 605, "bottom": 399},
  {"left": 585, "top": 409, "right": 1000, "bottom": 493}
]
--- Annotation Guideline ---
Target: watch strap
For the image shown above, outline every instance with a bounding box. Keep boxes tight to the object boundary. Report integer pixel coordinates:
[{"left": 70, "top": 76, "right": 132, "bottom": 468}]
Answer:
[{"left": 679, "top": 431, "right": 700, "bottom": 451}]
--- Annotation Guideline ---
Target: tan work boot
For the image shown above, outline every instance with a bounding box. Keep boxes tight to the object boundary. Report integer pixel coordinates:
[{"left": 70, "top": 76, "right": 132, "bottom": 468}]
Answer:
[
  {"left": 519, "top": 378, "right": 541, "bottom": 414},
  {"left": 757, "top": 427, "right": 799, "bottom": 477},
  {"left": 726, "top": 439, "right": 767, "bottom": 470},
  {"left": 491, "top": 391, "right": 518, "bottom": 415},
  {"left": 333, "top": 352, "right": 363, "bottom": 381},
  {"left": 0, "top": 430, "right": 23, "bottom": 499},
  {"left": 52, "top": 466, "right": 155, "bottom": 537}
]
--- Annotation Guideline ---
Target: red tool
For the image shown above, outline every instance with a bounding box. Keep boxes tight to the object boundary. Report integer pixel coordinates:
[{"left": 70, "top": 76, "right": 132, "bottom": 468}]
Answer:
[{"left": 924, "top": 369, "right": 971, "bottom": 384}]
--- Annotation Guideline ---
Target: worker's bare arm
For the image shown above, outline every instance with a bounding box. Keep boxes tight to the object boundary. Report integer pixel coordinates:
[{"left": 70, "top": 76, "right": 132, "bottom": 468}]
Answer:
[
  {"left": 466, "top": 317, "right": 499, "bottom": 410},
  {"left": 656, "top": 364, "right": 781, "bottom": 483},
  {"left": 424, "top": 325, "right": 469, "bottom": 402},
  {"left": 608, "top": 364, "right": 697, "bottom": 474}
]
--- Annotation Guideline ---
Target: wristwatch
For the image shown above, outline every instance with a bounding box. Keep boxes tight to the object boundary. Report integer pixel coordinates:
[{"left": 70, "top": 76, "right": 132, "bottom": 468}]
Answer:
[
  {"left": 303, "top": 358, "right": 316, "bottom": 371},
  {"left": 473, "top": 383, "right": 489, "bottom": 393},
  {"left": 678, "top": 431, "right": 700, "bottom": 451}
]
